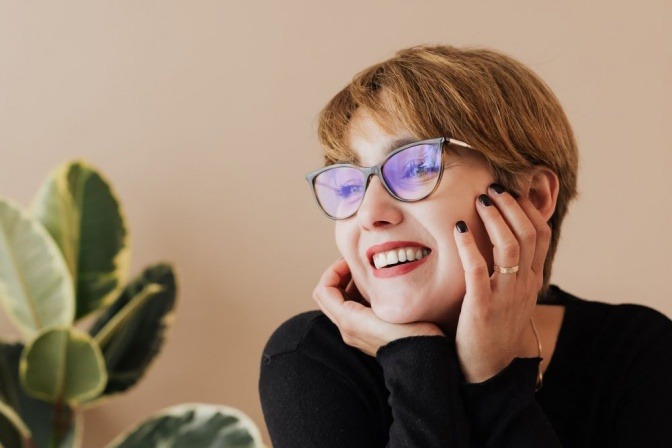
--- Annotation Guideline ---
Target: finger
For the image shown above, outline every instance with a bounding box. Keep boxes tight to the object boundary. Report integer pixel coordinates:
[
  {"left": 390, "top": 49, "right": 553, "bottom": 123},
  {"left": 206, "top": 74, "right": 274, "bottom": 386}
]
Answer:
[
  {"left": 315, "top": 283, "right": 377, "bottom": 344},
  {"left": 486, "top": 186, "right": 537, "bottom": 275},
  {"left": 475, "top": 194, "right": 522, "bottom": 279},
  {"left": 313, "top": 285, "right": 344, "bottom": 325},
  {"left": 454, "top": 220, "right": 491, "bottom": 303},
  {"left": 517, "top": 197, "right": 552, "bottom": 275},
  {"left": 318, "top": 258, "right": 351, "bottom": 289}
]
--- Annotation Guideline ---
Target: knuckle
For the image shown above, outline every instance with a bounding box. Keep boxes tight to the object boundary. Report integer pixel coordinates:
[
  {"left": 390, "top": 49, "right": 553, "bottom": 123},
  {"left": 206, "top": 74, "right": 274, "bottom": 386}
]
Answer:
[
  {"left": 520, "top": 226, "right": 537, "bottom": 244},
  {"left": 467, "top": 262, "right": 489, "bottom": 277},
  {"left": 342, "top": 300, "right": 360, "bottom": 312},
  {"left": 498, "top": 194, "right": 517, "bottom": 208},
  {"left": 502, "top": 241, "right": 520, "bottom": 260},
  {"left": 339, "top": 319, "right": 353, "bottom": 333},
  {"left": 537, "top": 224, "right": 552, "bottom": 241}
]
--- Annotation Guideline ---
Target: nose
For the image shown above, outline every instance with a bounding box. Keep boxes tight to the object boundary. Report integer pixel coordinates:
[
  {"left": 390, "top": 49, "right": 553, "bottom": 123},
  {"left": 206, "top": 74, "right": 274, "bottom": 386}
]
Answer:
[{"left": 356, "top": 176, "right": 403, "bottom": 230}]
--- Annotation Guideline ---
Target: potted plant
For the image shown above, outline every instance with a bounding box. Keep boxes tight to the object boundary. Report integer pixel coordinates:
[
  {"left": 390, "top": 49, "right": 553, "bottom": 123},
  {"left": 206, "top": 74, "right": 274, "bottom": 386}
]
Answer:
[{"left": 0, "top": 160, "right": 263, "bottom": 447}]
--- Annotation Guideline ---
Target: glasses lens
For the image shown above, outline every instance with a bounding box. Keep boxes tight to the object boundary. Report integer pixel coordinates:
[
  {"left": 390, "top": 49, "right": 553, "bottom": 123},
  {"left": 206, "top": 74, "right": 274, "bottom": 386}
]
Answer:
[
  {"left": 313, "top": 166, "right": 366, "bottom": 219},
  {"left": 382, "top": 143, "right": 442, "bottom": 200}
]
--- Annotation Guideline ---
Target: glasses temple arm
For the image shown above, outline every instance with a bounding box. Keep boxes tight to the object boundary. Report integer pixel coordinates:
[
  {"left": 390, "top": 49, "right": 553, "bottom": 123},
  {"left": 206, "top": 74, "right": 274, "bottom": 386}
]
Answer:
[{"left": 446, "top": 138, "right": 474, "bottom": 149}]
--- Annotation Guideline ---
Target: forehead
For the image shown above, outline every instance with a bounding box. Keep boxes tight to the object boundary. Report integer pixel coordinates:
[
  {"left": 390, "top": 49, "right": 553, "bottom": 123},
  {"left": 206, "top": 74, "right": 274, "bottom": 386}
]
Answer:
[{"left": 345, "top": 109, "right": 416, "bottom": 167}]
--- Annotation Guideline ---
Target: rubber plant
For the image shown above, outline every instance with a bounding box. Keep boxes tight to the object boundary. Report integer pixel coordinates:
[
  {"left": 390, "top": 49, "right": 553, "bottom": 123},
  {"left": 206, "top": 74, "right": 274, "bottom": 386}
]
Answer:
[{"left": 0, "top": 161, "right": 263, "bottom": 448}]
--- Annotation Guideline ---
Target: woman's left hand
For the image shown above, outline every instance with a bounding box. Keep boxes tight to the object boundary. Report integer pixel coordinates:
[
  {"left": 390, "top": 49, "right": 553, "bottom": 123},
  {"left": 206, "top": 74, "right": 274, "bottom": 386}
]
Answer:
[
  {"left": 453, "top": 187, "right": 551, "bottom": 383},
  {"left": 313, "top": 258, "right": 444, "bottom": 357}
]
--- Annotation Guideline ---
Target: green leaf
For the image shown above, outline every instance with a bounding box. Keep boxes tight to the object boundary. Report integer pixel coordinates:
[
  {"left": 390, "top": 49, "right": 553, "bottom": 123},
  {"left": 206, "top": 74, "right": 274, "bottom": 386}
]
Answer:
[
  {"left": 0, "top": 398, "right": 30, "bottom": 448},
  {"left": 20, "top": 327, "right": 107, "bottom": 406},
  {"left": 0, "top": 199, "right": 75, "bottom": 340},
  {"left": 31, "top": 160, "right": 130, "bottom": 320},
  {"left": 1, "top": 342, "right": 79, "bottom": 448},
  {"left": 88, "top": 264, "right": 176, "bottom": 402},
  {"left": 106, "top": 403, "right": 265, "bottom": 448}
]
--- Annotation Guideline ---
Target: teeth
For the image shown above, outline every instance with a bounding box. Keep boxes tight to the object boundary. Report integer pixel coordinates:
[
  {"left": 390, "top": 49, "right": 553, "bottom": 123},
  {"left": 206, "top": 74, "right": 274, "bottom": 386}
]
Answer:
[{"left": 372, "top": 246, "right": 430, "bottom": 269}]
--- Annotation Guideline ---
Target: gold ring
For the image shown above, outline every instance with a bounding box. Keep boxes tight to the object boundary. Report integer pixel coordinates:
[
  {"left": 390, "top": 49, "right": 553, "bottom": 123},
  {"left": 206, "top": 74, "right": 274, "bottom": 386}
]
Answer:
[{"left": 494, "top": 264, "right": 519, "bottom": 274}]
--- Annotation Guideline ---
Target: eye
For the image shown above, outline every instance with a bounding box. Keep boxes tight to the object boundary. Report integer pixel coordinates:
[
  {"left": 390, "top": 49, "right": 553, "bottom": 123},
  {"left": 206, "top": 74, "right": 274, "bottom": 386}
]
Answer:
[
  {"left": 337, "top": 183, "right": 365, "bottom": 199},
  {"left": 401, "top": 158, "right": 440, "bottom": 180}
]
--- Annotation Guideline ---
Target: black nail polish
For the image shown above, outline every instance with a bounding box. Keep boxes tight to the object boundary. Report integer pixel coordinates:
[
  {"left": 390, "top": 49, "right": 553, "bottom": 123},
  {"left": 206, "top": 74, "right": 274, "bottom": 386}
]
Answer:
[
  {"left": 490, "top": 183, "right": 505, "bottom": 194},
  {"left": 478, "top": 194, "right": 492, "bottom": 206},
  {"left": 456, "top": 221, "right": 468, "bottom": 233}
]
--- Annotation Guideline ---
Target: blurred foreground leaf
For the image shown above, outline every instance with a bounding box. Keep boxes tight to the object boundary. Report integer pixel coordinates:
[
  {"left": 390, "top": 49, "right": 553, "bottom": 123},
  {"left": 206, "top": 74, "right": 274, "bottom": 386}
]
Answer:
[
  {"left": 106, "top": 403, "right": 264, "bottom": 448},
  {"left": 0, "top": 398, "right": 30, "bottom": 448},
  {"left": 1, "top": 342, "right": 79, "bottom": 448}
]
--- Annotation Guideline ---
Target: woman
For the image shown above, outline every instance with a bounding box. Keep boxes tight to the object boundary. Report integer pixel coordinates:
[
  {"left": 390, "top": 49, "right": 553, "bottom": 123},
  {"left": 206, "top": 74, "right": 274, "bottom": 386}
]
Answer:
[{"left": 259, "top": 45, "right": 672, "bottom": 447}]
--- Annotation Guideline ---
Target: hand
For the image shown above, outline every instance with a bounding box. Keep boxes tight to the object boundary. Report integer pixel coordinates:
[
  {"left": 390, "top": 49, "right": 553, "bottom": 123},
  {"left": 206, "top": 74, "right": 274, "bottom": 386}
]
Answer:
[
  {"left": 313, "top": 258, "right": 444, "bottom": 357},
  {"left": 454, "top": 186, "right": 551, "bottom": 383}
]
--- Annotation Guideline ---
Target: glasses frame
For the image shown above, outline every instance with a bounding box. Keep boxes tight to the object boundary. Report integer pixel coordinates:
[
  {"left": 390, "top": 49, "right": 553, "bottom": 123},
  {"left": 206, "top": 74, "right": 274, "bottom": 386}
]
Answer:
[{"left": 305, "top": 137, "right": 474, "bottom": 220}]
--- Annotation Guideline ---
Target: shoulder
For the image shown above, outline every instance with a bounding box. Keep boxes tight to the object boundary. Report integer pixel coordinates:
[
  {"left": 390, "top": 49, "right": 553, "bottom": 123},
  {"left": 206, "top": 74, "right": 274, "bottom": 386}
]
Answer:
[
  {"left": 260, "top": 311, "right": 383, "bottom": 398},
  {"left": 262, "top": 310, "right": 337, "bottom": 358},
  {"left": 552, "top": 285, "right": 672, "bottom": 357},
  {"left": 555, "top": 286, "right": 670, "bottom": 330}
]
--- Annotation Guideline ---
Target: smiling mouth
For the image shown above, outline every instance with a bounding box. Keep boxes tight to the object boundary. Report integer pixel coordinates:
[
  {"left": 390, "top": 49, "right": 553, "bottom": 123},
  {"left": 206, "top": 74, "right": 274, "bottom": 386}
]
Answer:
[{"left": 372, "top": 247, "right": 431, "bottom": 269}]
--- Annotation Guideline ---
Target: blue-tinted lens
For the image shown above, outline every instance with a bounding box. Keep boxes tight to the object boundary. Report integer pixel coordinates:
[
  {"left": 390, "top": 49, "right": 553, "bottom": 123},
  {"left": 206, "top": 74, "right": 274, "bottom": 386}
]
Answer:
[
  {"left": 313, "top": 166, "right": 366, "bottom": 219},
  {"left": 381, "top": 143, "right": 442, "bottom": 200}
]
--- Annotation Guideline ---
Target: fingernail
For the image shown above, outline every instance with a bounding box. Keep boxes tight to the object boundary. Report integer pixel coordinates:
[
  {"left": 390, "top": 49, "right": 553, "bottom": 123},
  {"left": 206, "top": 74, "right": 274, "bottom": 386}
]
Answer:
[
  {"left": 478, "top": 194, "right": 492, "bottom": 206},
  {"left": 490, "top": 183, "right": 505, "bottom": 194},
  {"left": 456, "top": 221, "right": 468, "bottom": 233}
]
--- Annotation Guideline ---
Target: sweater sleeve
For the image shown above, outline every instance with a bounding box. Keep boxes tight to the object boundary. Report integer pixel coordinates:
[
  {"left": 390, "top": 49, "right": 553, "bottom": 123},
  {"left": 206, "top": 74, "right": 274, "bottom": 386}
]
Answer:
[
  {"left": 260, "top": 332, "right": 470, "bottom": 447},
  {"left": 260, "top": 349, "right": 381, "bottom": 447},
  {"left": 459, "top": 357, "right": 562, "bottom": 447},
  {"left": 375, "top": 336, "right": 469, "bottom": 447}
]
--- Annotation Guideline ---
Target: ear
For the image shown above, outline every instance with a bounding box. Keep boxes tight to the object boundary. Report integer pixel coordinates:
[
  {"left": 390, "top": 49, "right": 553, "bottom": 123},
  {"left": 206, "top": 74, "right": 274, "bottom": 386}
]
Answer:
[{"left": 521, "top": 166, "right": 560, "bottom": 222}]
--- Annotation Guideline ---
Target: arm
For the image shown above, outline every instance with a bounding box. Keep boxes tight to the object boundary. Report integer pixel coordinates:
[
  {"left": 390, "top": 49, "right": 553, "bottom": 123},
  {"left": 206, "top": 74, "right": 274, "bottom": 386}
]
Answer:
[
  {"left": 310, "top": 260, "right": 470, "bottom": 446},
  {"left": 260, "top": 348, "right": 381, "bottom": 447},
  {"left": 459, "top": 357, "right": 561, "bottom": 447},
  {"left": 311, "top": 182, "right": 566, "bottom": 446},
  {"left": 376, "top": 336, "right": 468, "bottom": 447},
  {"left": 259, "top": 318, "right": 469, "bottom": 447},
  {"left": 450, "top": 184, "right": 563, "bottom": 447}
]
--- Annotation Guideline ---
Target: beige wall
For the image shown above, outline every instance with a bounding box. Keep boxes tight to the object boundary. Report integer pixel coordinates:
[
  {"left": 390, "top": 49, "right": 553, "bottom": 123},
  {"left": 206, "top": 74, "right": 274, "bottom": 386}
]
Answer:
[{"left": 0, "top": 1, "right": 670, "bottom": 446}]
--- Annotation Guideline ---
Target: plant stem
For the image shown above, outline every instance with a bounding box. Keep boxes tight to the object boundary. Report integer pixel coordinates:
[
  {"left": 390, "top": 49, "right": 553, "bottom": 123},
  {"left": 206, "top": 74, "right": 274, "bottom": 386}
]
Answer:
[{"left": 50, "top": 399, "right": 72, "bottom": 448}]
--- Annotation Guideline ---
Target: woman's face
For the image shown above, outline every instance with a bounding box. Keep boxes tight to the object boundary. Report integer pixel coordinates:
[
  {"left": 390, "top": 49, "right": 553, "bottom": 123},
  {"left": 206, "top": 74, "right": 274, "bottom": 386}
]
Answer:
[{"left": 335, "top": 110, "right": 496, "bottom": 328}]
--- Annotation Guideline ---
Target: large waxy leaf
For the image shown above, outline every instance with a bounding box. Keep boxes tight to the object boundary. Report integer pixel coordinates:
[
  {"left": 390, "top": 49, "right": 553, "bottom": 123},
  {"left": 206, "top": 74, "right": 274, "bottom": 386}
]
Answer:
[
  {"left": 31, "top": 160, "right": 130, "bottom": 320},
  {"left": 106, "top": 403, "right": 265, "bottom": 448},
  {"left": 88, "top": 264, "right": 176, "bottom": 402},
  {"left": 0, "top": 199, "right": 75, "bottom": 340},
  {"left": 0, "top": 398, "right": 30, "bottom": 448},
  {"left": 1, "top": 342, "right": 79, "bottom": 448},
  {"left": 20, "top": 327, "right": 107, "bottom": 406}
]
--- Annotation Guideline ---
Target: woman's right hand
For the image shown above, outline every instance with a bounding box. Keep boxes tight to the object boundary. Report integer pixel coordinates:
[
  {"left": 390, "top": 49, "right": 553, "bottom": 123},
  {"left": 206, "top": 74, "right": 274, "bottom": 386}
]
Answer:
[{"left": 313, "top": 258, "right": 444, "bottom": 357}]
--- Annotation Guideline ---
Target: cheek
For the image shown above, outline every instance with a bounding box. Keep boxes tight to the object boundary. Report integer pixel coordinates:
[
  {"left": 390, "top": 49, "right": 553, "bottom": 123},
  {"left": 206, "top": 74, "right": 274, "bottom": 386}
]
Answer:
[{"left": 334, "top": 221, "right": 354, "bottom": 259}]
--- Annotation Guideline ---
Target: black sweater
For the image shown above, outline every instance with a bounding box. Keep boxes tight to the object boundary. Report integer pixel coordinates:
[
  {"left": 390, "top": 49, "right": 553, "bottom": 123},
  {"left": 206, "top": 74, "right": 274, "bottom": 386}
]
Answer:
[{"left": 259, "top": 286, "right": 672, "bottom": 447}]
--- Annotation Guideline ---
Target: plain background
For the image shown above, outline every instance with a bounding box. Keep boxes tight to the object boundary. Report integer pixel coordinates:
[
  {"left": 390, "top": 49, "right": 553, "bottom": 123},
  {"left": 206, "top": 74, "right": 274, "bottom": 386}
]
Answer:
[{"left": 0, "top": 1, "right": 670, "bottom": 446}]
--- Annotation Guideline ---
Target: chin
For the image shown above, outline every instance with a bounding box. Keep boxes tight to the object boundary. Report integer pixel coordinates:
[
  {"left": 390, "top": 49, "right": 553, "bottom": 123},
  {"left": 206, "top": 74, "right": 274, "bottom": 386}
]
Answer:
[{"left": 370, "top": 297, "right": 427, "bottom": 324}]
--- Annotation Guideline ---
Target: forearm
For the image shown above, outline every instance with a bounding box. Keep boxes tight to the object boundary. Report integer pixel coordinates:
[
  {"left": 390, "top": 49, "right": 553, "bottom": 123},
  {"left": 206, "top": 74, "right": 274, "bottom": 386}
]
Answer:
[
  {"left": 376, "top": 336, "right": 469, "bottom": 447},
  {"left": 460, "top": 357, "right": 562, "bottom": 448}
]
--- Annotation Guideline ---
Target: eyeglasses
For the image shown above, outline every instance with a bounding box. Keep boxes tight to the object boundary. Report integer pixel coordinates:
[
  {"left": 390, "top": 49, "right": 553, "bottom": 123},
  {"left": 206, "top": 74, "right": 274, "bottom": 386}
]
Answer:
[{"left": 305, "top": 137, "right": 474, "bottom": 220}]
